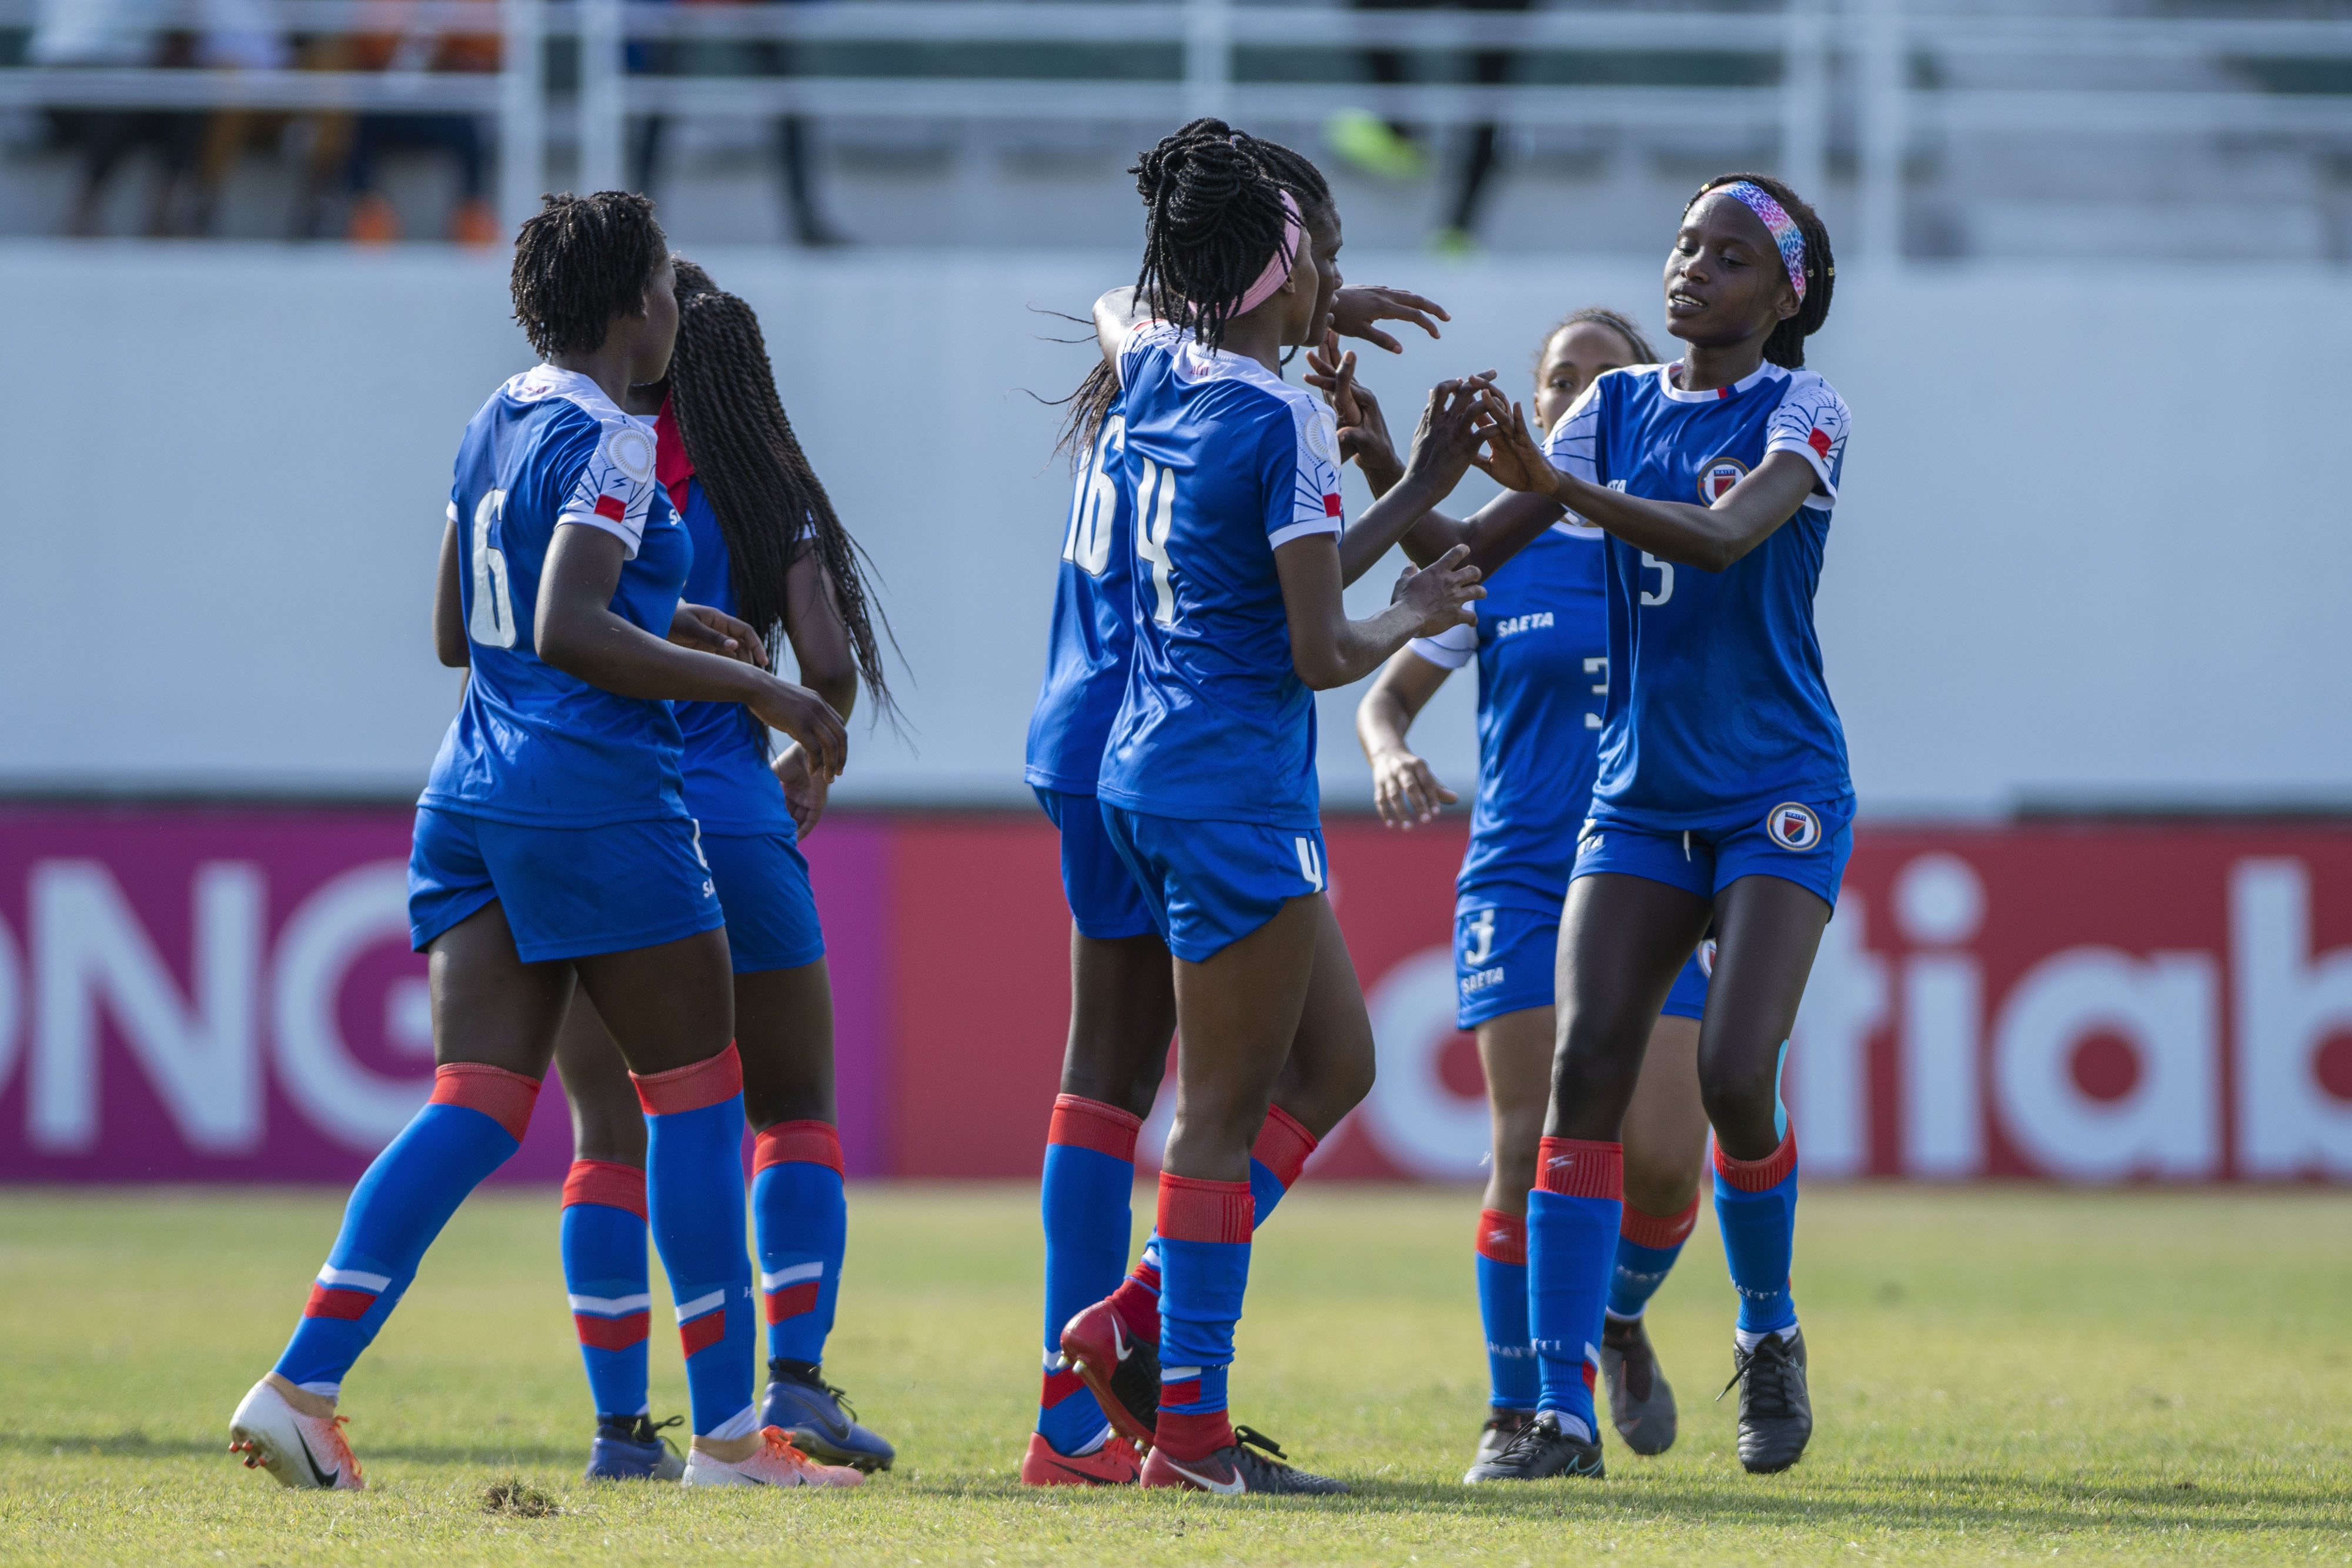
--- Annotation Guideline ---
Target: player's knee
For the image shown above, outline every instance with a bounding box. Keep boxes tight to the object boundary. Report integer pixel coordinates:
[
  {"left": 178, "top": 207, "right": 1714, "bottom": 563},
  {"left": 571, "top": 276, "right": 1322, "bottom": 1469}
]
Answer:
[
  {"left": 1622, "top": 1142, "right": 1703, "bottom": 1216},
  {"left": 1698, "top": 1055, "right": 1781, "bottom": 1146}
]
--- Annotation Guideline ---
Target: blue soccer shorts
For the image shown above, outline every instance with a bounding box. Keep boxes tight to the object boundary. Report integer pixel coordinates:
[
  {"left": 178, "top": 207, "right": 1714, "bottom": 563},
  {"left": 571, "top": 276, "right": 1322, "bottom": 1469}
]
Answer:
[
  {"left": 407, "top": 807, "right": 726, "bottom": 964},
  {"left": 1098, "top": 804, "right": 1328, "bottom": 964},
  {"left": 1572, "top": 795, "right": 1856, "bottom": 910},
  {"left": 701, "top": 830, "right": 826, "bottom": 973},
  {"left": 1034, "top": 786, "right": 1158, "bottom": 941},
  {"left": 1454, "top": 902, "right": 1710, "bottom": 1029}
]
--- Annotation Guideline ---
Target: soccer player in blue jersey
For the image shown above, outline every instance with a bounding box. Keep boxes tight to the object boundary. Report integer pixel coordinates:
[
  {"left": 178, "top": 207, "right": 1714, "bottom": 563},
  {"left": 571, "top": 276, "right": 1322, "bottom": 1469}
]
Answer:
[
  {"left": 1386, "top": 174, "right": 1846, "bottom": 1481},
  {"left": 1344, "top": 307, "right": 1722, "bottom": 1473},
  {"left": 229, "top": 193, "right": 860, "bottom": 1493},
  {"left": 1058, "top": 122, "right": 1487, "bottom": 1496},
  {"left": 546, "top": 259, "right": 900, "bottom": 1482},
  {"left": 1021, "top": 128, "right": 1475, "bottom": 1488}
]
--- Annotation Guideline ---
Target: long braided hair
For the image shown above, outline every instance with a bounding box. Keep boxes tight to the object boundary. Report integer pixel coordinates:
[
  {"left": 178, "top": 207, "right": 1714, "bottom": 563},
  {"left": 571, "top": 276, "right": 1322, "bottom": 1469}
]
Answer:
[
  {"left": 1685, "top": 172, "right": 1835, "bottom": 369},
  {"left": 510, "top": 190, "right": 665, "bottom": 357},
  {"left": 664, "top": 258, "right": 900, "bottom": 724},
  {"left": 1132, "top": 118, "right": 1299, "bottom": 352}
]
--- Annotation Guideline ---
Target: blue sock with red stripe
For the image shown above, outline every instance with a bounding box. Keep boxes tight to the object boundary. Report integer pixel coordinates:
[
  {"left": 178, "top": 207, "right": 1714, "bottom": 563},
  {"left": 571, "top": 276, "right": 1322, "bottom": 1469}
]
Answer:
[
  {"left": 1526, "top": 1138, "right": 1622, "bottom": 1445},
  {"left": 1475, "top": 1209, "right": 1538, "bottom": 1412},
  {"left": 1150, "top": 1174, "right": 1254, "bottom": 1463},
  {"left": 560, "top": 1159, "right": 650, "bottom": 1422},
  {"left": 274, "top": 1064, "right": 540, "bottom": 1396},
  {"left": 1607, "top": 1192, "right": 1700, "bottom": 1320},
  {"left": 1037, "top": 1095, "right": 1142, "bottom": 1455},
  {"left": 634, "top": 1046, "right": 756, "bottom": 1439},
  {"left": 1714, "top": 1131, "right": 1800, "bottom": 1342},
  {"left": 751, "top": 1121, "right": 847, "bottom": 1368}
]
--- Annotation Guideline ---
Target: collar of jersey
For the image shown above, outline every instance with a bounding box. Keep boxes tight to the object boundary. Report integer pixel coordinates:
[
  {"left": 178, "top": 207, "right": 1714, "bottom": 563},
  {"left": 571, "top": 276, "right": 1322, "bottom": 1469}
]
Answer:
[
  {"left": 512, "top": 362, "right": 633, "bottom": 423},
  {"left": 1171, "top": 333, "right": 1294, "bottom": 400},
  {"left": 1657, "top": 359, "right": 1783, "bottom": 404}
]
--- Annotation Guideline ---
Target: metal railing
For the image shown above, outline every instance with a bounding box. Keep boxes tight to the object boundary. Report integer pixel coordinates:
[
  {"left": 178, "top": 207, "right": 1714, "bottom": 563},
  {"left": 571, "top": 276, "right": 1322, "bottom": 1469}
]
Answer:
[{"left": 5, "top": 0, "right": 2352, "bottom": 260}]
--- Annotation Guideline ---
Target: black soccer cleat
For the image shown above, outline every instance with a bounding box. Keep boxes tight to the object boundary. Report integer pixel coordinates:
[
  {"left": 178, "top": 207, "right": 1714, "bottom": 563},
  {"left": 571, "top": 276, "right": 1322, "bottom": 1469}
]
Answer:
[
  {"left": 1601, "top": 1313, "right": 1679, "bottom": 1455},
  {"left": 1461, "top": 1410, "right": 1605, "bottom": 1483},
  {"left": 1140, "top": 1426, "right": 1347, "bottom": 1495},
  {"left": 1721, "top": 1327, "right": 1812, "bottom": 1474},
  {"left": 1473, "top": 1406, "right": 1532, "bottom": 1469}
]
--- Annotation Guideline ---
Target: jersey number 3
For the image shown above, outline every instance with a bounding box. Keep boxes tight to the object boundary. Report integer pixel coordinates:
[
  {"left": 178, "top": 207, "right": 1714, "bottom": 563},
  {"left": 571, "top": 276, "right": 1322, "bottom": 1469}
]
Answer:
[{"left": 467, "top": 489, "right": 523, "bottom": 649}]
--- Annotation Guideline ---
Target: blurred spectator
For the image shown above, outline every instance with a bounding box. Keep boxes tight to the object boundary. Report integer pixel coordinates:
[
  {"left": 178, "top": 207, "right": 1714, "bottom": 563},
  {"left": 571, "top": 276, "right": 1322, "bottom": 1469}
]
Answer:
[
  {"left": 31, "top": 0, "right": 205, "bottom": 235},
  {"left": 1327, "top": 0, "right": 1532, "bottom": 252},
  {"left": 630, "top": 0, "right": 848, "bottom": 247},
  {"left": 183, "top": 0, "right": 294, "bottom": 236},
  {"left": 312, "top": 0, "right": 499, "bottom": 244}
]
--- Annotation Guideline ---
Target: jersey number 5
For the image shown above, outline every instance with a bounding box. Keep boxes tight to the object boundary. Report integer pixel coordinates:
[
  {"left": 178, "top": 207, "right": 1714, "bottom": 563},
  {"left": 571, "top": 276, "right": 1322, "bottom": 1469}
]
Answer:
[
  {"left": 1134, "top": 456, "right": 1179, "bottom": 627},
  {"left": 1639, "top": 551, "right": 1674, "bottom": 607},
  {"left": 467, "top": 489, "right": 523, "bottom": 649}
]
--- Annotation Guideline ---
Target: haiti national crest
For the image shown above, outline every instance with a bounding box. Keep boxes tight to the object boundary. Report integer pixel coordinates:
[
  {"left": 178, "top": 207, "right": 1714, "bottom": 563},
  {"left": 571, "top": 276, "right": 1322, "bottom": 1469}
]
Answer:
[
  {"left": 1765, "top": 801, "right": 1822, "bottom": 851},
  {"left": 1697, "top": 454, "right": 1748, "bottom": 502}
]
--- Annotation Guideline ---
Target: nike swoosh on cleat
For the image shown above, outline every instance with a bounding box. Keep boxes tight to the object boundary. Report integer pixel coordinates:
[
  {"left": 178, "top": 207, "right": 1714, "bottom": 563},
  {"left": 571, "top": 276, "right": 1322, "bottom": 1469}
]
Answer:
[
  {"left": 1164, "top": 1460, "right": 1244, "bottom": 1496},
  {"left": 1107, "top": 1318, "right": 1129, "bottom": 1362},
  {"left": 291, "top": 1431, "right": 339, "bottom": 1489},
  {"left": 1045, "top": 1457, "right": 1122, "bottom": 1485}
]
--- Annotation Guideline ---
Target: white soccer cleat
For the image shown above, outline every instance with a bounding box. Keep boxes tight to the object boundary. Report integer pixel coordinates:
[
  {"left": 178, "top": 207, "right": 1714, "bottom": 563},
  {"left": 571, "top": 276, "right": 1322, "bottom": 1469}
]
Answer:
[
  {"left": 228, "top": 1378, "right": 366, "bottom": 1490},
  {"left": 680, "top": 1426, "right": 864, "bottom": 1489}
]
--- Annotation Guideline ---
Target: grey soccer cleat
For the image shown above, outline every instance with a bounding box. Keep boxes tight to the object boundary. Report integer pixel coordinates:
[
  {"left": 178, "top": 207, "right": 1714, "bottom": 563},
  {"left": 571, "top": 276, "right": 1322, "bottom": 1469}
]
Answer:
[{"left": 1601, "top": 1314, "right": 1679, "bottom": 1455}]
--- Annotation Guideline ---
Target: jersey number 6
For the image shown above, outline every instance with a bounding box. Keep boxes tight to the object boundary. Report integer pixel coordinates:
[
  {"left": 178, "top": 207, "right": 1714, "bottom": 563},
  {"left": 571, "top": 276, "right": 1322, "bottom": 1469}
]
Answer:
[{"left": 467, "top": 489, "right": 523, "bottom": 649}]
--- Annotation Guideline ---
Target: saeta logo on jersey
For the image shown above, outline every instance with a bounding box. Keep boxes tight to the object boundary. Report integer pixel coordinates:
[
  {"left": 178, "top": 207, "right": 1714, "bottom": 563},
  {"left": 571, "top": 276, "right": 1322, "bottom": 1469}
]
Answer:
[
  {"left": 1766, "top": 803, "right": 1823, "bottom": 852},
  {"left": 1698, "top": 454, "right": 1749, "bottom": 502}
]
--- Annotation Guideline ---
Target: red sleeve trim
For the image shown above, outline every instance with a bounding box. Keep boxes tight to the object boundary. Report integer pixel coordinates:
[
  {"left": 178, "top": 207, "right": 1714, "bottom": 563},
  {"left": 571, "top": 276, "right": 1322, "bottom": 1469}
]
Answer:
[
  {"left": 1322, "top": 493, "right": 1343, "bottom": 517},
  {"left": 631, "top": 1044, "right": 744, "bottom": 1117},
  {"left": 1047, "top": 1094, "right": 1144, "bottom": 1163},
  {"left": 1250, "top": 1104, "right": 1317, "bottom": 1191},
  {"left": 1713, "top": 1130, "right": 1798, "bottom": 1192},
  {"left": 593, "top": 493, "right": 627, "bottom": 522},
  {"left": 1534, "top": 1136, "right": 1623, "bottom": 1201},
  {"left": 753, "top": 1119, "right": 845, "bottom": 1178},
  {"left": 1155, "top": 1172, "right": 1254, "bottom": 1244},
  {"left": 429, "top": 1062, "right": 543, "bottom": 1142},
  {"left": 1806, "top": 427, "right": 1832, "bottom": 459},
  {"left": 1619, "top": 1191, "right": 1701, "bottom": 1249},
  {"left": 563, "top": 1158, "right": 648, "bottom": 1218},
  {"left": 1475, "top": 1208, "right": 1526, "bottom": 1265}
]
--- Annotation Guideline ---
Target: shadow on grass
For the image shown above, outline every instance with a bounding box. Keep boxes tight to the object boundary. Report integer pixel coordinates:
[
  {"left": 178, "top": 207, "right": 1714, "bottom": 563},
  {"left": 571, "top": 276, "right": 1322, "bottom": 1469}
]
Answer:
[{"left": 4, "top": 1429, "right": 584, "bottom": 1467}]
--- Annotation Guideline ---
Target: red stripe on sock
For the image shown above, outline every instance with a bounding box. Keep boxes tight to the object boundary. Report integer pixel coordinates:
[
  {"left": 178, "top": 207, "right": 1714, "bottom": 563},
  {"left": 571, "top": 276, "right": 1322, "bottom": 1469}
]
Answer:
[
  {"left": 1475, "top": 1208, "right": 1526, "bottom": 1265},
  {"left": 303, "top": 1284, "right": 376, "bottom": 1320},
  {"left": 1109, "top": 1273, "right": 1160, "bottom": 1342},
  {"left": 1041, "top": 1367, "right": 1088, "bottom": 1406},
  {"left": 429, "top": 1062, "right": 543, "bottom": 1142},
  {"left": 574, "top": 1310, "right": 649, "bottom": 1350},
  {"left": 679, "top": 1309, "right": 727, "bottom": 1358},
  {"left": 1152, "top": 1409, "right": 1235, "bottom": 1463},
  {"left": 1535, "top": 1138, "right": 1623, "bottom": 1201},
  {"left": 562, "top": 1159, "right": 647, "bottom": 1218},
  {"left": 1714, "top": 1131, "right": 1798, "bottom": 1192},
  {"left": 753, "top": 1119, "right": 844, "bottom": 1178},
  {"left": 1155, "top": 1174, "right": 1253, "bottom": 1244},
  {"left": 763, "top": 1282, "right": 820, "bottom": 1323},
  {"left": 1047, "top": 1095, "right": 1142, "bottom": 1163},
  {"left": 1158, "top": 1376, "right": 1202, "bottom": 1406},
  {"left": 1621, "top": 1191, "right": 1701, "bottom": 1249},
  {"left": 631, "top": 1044, "right": 743, "bottom": 1117},
  {"left": 1251, "top": 1104, "right": 1317, "bottom": 1191}
]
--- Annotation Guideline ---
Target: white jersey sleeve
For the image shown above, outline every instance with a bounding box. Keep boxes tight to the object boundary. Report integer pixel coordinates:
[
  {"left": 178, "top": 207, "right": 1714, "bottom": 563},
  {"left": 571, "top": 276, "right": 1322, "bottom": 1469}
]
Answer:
[
  {"left": 556, "top": 412, "right": 662, "bottom": 558},
  {"left": 1116, "top": 319, "right": 1181, "bottom": 392},
  {"left": 1763, "top": 370, "right": 1849, "bottom": 508},
  {"left": 1264, "top": 389, "right": 1346, "bottom": 550},
  {"left": 1540, "top": 377, "right": 1610, "bottom": 527},
  {"left": 1406, "top": 618, "right": 1477, "bottom": 670}
]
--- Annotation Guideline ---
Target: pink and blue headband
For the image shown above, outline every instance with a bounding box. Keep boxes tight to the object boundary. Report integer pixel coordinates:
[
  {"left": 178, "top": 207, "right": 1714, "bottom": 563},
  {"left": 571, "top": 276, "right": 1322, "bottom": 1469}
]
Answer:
[
  {"left": 1232, "top": 189, "right": 1304, "bottom": 316},
  {"left": 1715, "top": 180, "right": 1806, "bottom": 303}
]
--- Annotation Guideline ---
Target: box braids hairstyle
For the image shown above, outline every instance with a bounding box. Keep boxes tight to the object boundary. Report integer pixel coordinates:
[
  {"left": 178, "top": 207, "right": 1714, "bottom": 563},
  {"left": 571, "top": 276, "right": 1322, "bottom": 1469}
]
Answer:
[
  {"left": 510, "top": 190, "right": 666, "bottom": 358},
  {"left": 1685, "top": 172, "right": 1834, "bottom": 370},
  {"left": 1131, "top": 118, "right": 1299, "bottom": 352},
  {"left": 663, "top": 258, "right": 900, "bottom": 725}
]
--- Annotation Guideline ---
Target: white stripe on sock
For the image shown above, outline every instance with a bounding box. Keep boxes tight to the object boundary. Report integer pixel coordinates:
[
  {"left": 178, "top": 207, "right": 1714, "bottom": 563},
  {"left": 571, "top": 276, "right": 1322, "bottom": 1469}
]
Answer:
[
  {"left": 759, "top": 1261, "right": 823, "bottom": 1291},
  {"left": 673, "top": 1289, "right": 727, "bottom": 1322},
  {"left": 315, "top": 1266, "right": 391, "bottom": 1291},
  {"left": 567, "top": 1292, "right": 652, "bottom": 1315}
]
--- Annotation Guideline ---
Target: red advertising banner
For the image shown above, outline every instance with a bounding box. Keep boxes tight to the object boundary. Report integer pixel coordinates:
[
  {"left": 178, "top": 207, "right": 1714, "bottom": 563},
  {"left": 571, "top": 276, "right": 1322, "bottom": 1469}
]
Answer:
[{"left": 1, "top": 806, "right": 2347, "bottom": 1183}]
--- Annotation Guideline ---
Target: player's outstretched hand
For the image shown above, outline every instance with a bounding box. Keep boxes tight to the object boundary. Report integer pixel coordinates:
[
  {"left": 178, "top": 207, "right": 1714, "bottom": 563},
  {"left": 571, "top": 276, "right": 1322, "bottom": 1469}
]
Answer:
[
  {"left": 1329, "top": 285, "right": 1450, "bottom": 354},
  {"left": 1370, "top": 743, "right": 1458, "bottom": 829},
  {"left": 670, "top": 603, "right": 769, "bottom": 667},
  {"left": 1306, "top": 333, "right": 1400, "bottom": 487},
  {"left": 751, "top": 680, "right": 848, "bottom": 781},
  {"left": 771, "top": 741, "right": 831, "bottom": 837},
  {"left": 1393, "top": 543, "right": 1484, "bottom": 638},
  {"left": 1469, "top": 391, "right": 1561, "bottom": 500},
  {"left": 1399, "top": 376, "right": 1499, "bottom": 495}
]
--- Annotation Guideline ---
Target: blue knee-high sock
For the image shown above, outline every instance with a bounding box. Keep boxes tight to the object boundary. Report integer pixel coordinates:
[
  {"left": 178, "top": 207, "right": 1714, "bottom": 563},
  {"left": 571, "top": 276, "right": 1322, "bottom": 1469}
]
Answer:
[
  {"left": 275, "top": 1065, "right": 540, "bottom": 1396},
  {"left": 1607, "top": 1192, "right": 1700, "bottom": 1320},
  {"left": 1035, "top": 1095, "right": 1142, "bottom": 1454},
  {"left": 561, "top": 1159, "right": 650, "bottom": 1422},
  {"left": 1526, "top": 1138, "right": 1622, "bottom": 1443},
  {"left": 752, "top": 1120, "right": 848, "bottom": 1369},
  {"left": 1714, "top": 1131, "right": 1800, "bottom": 1339},
  {"left": 1475, "top": 1209, "right": 1538, "bottom": 1412},
  {"left": 1150, "top": 1174, "right": 1253, "bottom": 1463},
  {"left": 634, "top": 1046, "right": 756, "bottom": 1439}
]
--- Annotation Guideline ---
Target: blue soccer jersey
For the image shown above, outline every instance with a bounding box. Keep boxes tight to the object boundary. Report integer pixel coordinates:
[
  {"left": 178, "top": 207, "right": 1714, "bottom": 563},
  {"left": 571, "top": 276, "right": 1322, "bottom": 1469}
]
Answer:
[
  {"left": 1406, "top": 523, "right": 1610, "bottom": 917},
  {"left": 1024, "top": 394, "right": 1137, "bottom": 795},
  {"left": 421, "top": 365, "right": 691, "bottom": 828},
  {"left": 663, "top": 471, "right": 796, "bottom": 837},
  {"left": 1542, "top": 360, "right": 1853, "bottom": 826},
  {"left": 1097, "top": 322, "right": 1347, "bottom": 830}
]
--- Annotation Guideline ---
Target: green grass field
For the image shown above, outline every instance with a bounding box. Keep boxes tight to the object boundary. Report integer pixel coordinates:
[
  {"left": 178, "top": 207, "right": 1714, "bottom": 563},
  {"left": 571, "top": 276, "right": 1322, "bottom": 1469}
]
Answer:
[{"left": 2, "top": 1185, "right": 2347, "bottom": 1566}]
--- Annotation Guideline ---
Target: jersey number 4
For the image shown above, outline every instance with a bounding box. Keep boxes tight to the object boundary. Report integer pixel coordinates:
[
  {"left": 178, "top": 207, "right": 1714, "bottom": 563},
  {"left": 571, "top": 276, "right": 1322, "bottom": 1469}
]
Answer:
[
  {"left": 467, "top": 489, "right": 524, "bottom": 649},
  {"left": 1134, "top": 456, "right": 1179, "bottom": 627}
]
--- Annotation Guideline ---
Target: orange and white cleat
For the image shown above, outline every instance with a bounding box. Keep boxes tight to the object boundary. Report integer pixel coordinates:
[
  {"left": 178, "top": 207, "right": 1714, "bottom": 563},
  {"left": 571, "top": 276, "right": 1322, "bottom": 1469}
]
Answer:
[
  {"left": 680, "top": 1425, "right": 864, "bottom": 1488},
  {"left": 228, "top": 1378, "right": 365, "bottom": 1490},
  {"left": 1019, "top": 1430, "right": 1141, "bottom": 1486}
]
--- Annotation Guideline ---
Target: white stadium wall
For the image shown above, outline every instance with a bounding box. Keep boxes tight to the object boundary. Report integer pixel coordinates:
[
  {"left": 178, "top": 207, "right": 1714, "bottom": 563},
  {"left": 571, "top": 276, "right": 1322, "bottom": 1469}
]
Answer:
[{"left": 2, "top": 242, "right": 2349, "bottom": 814}]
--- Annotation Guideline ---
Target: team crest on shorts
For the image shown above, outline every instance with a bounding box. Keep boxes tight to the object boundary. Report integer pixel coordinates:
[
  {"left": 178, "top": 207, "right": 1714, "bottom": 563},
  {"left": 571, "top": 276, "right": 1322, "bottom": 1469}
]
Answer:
[
  {"left": 1697, "top": 454, "right": 1749, "bottom": 502},
  {"left": 1766, "top": 802, "right": 1822, "bottom": 851}
]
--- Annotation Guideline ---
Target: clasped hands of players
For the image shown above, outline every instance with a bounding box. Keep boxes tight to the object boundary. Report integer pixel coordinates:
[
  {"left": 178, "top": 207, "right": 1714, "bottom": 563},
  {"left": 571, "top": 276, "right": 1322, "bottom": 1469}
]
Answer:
[{"left": 668, "top": 600, "right": 836, "bottom": 836}]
